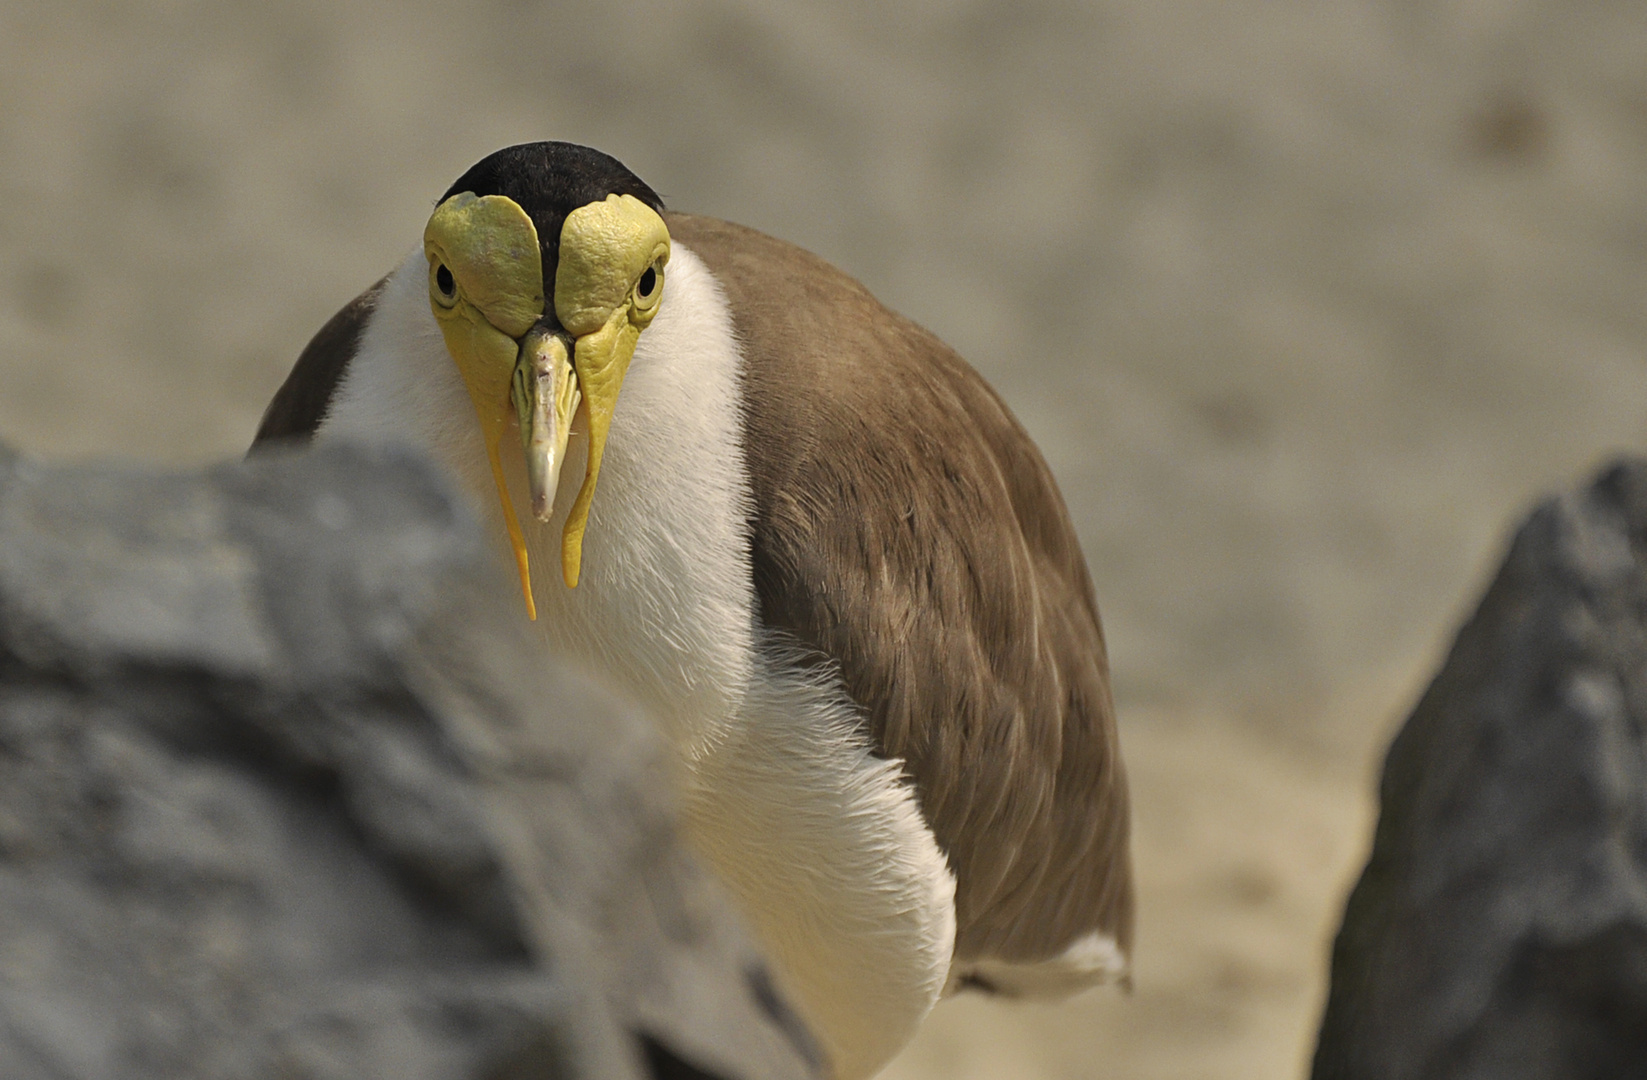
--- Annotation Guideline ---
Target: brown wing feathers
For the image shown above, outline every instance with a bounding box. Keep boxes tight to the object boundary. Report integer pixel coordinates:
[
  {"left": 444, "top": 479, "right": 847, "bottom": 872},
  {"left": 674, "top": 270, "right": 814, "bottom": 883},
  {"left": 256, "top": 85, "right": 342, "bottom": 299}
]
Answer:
[{"left": 667, "top": 213, "right": 1134, "bottom": 964}]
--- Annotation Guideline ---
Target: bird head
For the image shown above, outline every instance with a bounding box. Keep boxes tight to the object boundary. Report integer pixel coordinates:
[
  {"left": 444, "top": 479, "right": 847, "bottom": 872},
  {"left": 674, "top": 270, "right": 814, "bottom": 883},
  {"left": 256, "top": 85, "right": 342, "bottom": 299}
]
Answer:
[{"left": 419, "top": 143, "right": 669, "bottom": 616}]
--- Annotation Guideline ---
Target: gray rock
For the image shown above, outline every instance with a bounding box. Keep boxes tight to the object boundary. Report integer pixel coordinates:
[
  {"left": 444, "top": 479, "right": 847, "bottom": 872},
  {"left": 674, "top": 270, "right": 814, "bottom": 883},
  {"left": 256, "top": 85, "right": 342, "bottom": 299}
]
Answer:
[
  {"left": 1312, "top": 460, "right": 1647, "bottom": 1080},
  {"left": 0, "top": 441, "right": 819, "bottom": 1080}
]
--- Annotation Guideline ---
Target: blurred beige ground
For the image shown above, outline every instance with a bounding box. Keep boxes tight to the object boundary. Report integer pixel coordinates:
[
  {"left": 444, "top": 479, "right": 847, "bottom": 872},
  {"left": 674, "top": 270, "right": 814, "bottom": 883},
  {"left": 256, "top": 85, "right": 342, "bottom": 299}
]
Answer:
[{"left": 2, "top": 1, "right": 1645, "bottom": 1076}]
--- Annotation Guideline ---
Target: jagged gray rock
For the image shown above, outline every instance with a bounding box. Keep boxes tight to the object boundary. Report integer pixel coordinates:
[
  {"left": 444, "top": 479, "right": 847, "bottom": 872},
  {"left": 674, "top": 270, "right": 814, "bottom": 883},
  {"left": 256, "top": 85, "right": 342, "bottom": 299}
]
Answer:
[
  {"left": 1313, "top": 459, "right": 1647, "bottom": 1080},
  {"left": 0, "top": 441, "right": 819, "bottom": 1080}
]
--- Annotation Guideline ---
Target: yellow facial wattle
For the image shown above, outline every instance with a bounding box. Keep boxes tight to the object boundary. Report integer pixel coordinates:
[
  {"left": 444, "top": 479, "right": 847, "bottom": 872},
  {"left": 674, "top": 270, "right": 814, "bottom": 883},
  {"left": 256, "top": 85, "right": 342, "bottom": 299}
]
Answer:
[
  {"left": 422, "top": 188, "right": 670, "bottom": 613},
  {"left": 553, "top": 193, "right": 671, "bottom": 588},
  {"left": 424, "top": 192, "right": 543, "bottom": 618}
]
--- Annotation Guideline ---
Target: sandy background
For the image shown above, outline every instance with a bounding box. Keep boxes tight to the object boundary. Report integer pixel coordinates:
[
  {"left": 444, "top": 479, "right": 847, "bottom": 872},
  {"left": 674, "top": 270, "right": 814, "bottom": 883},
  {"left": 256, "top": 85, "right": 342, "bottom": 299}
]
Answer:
[{"left": 3, "top": 1, "right": 1645, "bottom": 1076}]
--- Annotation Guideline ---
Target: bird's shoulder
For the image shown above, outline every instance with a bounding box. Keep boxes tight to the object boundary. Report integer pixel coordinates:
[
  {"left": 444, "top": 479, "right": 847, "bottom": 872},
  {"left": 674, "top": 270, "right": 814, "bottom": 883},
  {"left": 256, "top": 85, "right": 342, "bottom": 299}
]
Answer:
[
  {"left": 251, "top": 277, "right": 388, "bottom": 449},
  {"left": 666, "top": 212, "right": 1134, "bottom": 967}
]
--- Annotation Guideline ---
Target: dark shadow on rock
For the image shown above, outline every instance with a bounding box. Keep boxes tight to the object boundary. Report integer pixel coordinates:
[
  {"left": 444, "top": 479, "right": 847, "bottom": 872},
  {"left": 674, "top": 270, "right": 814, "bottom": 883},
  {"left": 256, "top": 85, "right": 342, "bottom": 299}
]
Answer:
[
  {"left": 1312, "top": 458, "right": 1647, "bottom": 1080},
  {"left": 0, "top": 440, "right": 818, "bottom": 1080}
]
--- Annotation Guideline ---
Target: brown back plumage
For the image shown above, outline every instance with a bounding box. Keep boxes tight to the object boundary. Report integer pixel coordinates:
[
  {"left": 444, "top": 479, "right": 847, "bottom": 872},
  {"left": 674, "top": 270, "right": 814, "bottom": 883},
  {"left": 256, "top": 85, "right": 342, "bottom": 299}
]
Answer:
[{"left": 667, "top": 213, "right": 1133, "bottom": 965}]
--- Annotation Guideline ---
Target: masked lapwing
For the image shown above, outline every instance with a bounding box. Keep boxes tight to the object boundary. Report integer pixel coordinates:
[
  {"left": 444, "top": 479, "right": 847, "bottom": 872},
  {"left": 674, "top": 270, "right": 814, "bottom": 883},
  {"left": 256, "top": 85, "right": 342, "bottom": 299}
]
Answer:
[{"left": 254, "top": 142, "right": 1133, "bottom": 1080}]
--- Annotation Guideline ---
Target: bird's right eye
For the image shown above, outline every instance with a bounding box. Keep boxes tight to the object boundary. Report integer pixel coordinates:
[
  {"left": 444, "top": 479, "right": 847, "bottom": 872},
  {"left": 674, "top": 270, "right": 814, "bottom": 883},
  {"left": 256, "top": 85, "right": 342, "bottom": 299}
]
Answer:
[{"left": 432, "top": 262, "right": 457, "bottom": 304}]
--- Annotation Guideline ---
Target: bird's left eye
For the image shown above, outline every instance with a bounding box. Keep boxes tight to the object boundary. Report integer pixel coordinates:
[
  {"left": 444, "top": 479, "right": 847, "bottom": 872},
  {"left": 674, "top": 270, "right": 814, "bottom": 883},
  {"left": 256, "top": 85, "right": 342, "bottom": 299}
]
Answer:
[{"left": 633, "top": 262, "right": 663, "bottom": 311}]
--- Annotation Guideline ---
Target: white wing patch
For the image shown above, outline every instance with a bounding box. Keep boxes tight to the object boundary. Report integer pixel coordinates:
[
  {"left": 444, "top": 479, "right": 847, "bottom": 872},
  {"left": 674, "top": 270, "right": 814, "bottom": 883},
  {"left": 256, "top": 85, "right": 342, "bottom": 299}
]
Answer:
[{"left": 949, "top": 930, "right": 1130, "bottom": 999}]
